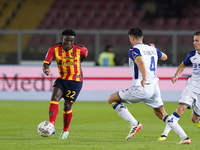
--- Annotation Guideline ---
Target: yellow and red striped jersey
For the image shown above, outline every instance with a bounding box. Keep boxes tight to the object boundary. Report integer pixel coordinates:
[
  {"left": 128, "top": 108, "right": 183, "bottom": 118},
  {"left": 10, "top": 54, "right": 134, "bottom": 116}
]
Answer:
[{"left": 44, "top": 43, "right": 88, "bottom": 81}]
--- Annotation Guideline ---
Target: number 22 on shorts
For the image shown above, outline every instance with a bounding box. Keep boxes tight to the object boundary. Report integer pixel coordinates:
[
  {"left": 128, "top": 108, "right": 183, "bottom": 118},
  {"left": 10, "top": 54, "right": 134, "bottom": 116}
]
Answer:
[{"left": 66, "top": 90, "right": 76, "bottom": 99}]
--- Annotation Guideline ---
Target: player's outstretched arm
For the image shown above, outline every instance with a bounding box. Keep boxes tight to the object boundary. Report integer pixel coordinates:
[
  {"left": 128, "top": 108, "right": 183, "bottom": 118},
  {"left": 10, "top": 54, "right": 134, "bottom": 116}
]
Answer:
[
  {"left": 171, "top": 63, "right": 185, "bottom": 84},
  {"left": 43, "top": 63, "right": 51, "bottom": 76},
  {"left": 159, "top": 52, "right": 168, "bottom": 60}
]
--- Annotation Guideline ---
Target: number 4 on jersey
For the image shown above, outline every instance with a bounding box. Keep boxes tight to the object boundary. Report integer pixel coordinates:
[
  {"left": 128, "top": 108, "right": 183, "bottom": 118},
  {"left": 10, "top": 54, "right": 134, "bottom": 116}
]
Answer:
[{"left": 150, "top": 56, "right": 156, "bottom": 74}]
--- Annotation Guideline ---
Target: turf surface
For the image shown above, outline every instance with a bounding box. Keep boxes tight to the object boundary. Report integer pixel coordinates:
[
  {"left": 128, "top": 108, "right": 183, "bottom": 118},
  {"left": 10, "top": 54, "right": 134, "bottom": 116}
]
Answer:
[{"left": 0, "top": 101, "right": 199, "bottom": 150}]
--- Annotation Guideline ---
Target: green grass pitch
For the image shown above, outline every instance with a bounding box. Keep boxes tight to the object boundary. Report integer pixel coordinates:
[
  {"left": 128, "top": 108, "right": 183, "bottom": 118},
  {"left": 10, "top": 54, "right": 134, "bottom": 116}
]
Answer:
[{"left": 0, "top": 101, "right": 199, "bottom": 150}]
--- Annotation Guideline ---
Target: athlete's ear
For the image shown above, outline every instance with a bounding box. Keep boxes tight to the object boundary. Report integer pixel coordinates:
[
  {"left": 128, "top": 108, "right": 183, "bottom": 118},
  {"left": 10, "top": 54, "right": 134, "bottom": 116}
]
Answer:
[{"left": 129, "top": 35, "right": 134, "bottom": 41}]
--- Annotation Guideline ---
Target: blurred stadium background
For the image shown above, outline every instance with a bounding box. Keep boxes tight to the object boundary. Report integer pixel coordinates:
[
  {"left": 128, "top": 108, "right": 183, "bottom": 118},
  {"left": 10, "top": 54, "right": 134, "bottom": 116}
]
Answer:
[{"left": 0, "top": 0, "right": 200, "bottom": 66}]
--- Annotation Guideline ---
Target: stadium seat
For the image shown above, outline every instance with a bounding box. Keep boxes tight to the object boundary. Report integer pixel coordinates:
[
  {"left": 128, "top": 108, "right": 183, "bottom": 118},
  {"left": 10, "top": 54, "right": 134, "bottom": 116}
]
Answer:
[
  {"left": 117, "top": 35, "right": 129, "bottom": 45},
  {"left": 75, "top": 18, "right": 90, "bottom": 29},
  {"left": 61, "top": 17, "right": 77, "bottom": 29},
  {"left": 101, "top": 18, "right": 115, "bottom": 29},
  {"left": 150, "top": 17, "right": 165, "bottom": 30},
  {"left": 80, "top": 35, "right": 94, "bottom": 45},
  {"left": 74, "top": 3, "right": 87, "bottom": 10},
  {"left": 95, "top": 10, "right": 108, "bottom": 20},
  {"left": 0, "top": 1, "right": 5, "bottom": 10},
  {"left": 99, "top": 2, "right": 113, "bottom": 10},
  {"left": 57, "top": 9, "right": 71, "bottom": 19},
  {"left": 120, "top": 10, "right": 133, "bottom": 20},
  {"left": 190, "top": 18, "right": 200, "bottom": 30},
  {"left": 49, "top": 17, "right": 65, "bottom": 29},
  {"left": 164, "top": 18, "right": 177, "bottom": 30},
  {"left": 179, "top": 36, "right": 193, "bottom": 46},
  {"left": 112, "top": 2, "right": 125, "bottom": 10},
  {"left": 62, "top": 2, "right": 76, "bottom": 10},
  {"left": 100, "top": 35, "right": 107, "bottom": 45},
  {"left": 0, "top": 17, "right": 7, "bottom": 28},
  {"left": 6, "top": 1, "right": 19, "bottom": 9},
  {"left": 37, "top": 17, "right": 53, "bottom": 29},
  {"left": 42, "top": 35, "right": 56, "bottom": 46},
  {"left": 156, "top": 36, "right": 170, "bottom": 46},
  {"left": 103, "top": 35, "right": 118, "bottom": 45},
  {"left": 69, "top": 10, "right": 83, "bottom": 20},
  {"left": 144, "top": 36, "right": 156, "bottom": 44},
  {"left": 113, "top": 18, "right": 127, "bottom": 29},
  {"left": 51, "top": 2, "right": 63, "bottom": 10},
  {"left": 177, "top": 18, "right": 190, "bottom": 30},
  {"left": 133, "top": 10, "right": 145, "bottom": 21},
  {"left": 28, "top": 35, "right": 43, "bottom": 46},
  {"left": 44, "top": 10, "right": 59, "bottom": 20},
  {"left": 88, "top": 18, "right": 102, "bottom": 29},
  {"left": 82, "top": 10, "right": 96, "bottom": 20},
  {"left": 125, "top": 19, "right": 140, "bottom": 29},
  {"left": 107, "top": 10, "right": 121, "bottom": 19},
  {"left": 86, "top": 2, "right": 100, "bottom": 10}
]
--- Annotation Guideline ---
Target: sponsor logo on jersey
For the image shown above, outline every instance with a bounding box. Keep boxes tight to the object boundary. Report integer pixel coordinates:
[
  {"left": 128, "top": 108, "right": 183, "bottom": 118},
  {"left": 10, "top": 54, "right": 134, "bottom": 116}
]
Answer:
[{"left": 58, "top": 62, "right": 77, "bottom": 66}]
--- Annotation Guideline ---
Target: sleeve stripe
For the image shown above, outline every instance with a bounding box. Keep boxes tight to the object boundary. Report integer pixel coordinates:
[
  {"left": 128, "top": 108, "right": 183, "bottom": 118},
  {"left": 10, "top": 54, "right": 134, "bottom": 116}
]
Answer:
[
  {"left": 44, "top": 61, "right": 50, "bottom": 64},
  {"left": 181, "top": 62, "right": 186, "bottom": 67},
  {"left": 134, "top": 56, "right": 142, "bottom": 62}
]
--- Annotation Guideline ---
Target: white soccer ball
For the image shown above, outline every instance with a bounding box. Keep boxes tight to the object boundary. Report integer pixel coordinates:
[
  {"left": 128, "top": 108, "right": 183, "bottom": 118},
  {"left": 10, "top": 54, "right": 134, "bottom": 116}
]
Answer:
[{"left": 37, "top": 121, "right": 54, "bottom": 137}]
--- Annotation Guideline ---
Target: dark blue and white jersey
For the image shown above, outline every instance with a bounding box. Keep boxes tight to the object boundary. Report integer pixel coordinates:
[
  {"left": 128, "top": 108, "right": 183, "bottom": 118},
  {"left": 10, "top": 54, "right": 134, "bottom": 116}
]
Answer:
[
  {"left": 182, "top": 50, "right": 200, "bottom": 93},
  {"left": 128, "top": 43, "right": 163, "bottom": 86}
]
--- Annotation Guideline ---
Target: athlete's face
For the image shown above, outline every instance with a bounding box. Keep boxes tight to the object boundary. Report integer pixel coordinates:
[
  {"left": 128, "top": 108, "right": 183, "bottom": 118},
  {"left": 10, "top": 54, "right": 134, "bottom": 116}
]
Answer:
[
  {"left": 62, "top": 35, "right": 75, "bottom": 50},
  {"left": 193, "top": 35, "right": 200, "bottom": 51}
]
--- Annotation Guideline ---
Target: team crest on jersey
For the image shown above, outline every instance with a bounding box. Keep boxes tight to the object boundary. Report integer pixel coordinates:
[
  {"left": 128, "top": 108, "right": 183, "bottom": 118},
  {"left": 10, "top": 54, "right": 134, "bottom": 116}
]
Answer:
[
  {"left": 71, "top": 52, "right": 75, "bottom": 57},
  {"left": 49, "top": 110, "right": 54, "bottom": 116}
]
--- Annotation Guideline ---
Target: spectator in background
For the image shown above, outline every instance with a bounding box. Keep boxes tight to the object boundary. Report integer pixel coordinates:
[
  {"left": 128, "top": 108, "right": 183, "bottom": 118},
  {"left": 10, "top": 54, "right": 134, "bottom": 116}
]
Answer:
[
  {"left": 142, "top": 0, "right": 157, "bottom": 22},
  {"left": 97, "top": 45, "right": 119, "bottom": 66}
]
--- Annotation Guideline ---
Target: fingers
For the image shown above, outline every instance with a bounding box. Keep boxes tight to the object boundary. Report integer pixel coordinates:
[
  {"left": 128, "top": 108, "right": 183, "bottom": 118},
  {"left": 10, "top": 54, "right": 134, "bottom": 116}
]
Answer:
[
  {"left": 141, "top": 79, "right": 147, "bottom": 87},
  {"left": 44, "top": 68, "right": 50, "bottom": 76},
  {"left": 171, "top": 77, "right": 177, "bottom": 84},
  {"left": 149, "top": 43, "right": 155, "bottom": 47}
]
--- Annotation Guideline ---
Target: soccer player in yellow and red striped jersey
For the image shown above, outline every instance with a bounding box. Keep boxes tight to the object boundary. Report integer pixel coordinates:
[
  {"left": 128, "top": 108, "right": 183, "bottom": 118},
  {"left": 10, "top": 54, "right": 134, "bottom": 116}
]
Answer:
[{"left": 43, "top": 29, "right": 88, "bottom": 139}]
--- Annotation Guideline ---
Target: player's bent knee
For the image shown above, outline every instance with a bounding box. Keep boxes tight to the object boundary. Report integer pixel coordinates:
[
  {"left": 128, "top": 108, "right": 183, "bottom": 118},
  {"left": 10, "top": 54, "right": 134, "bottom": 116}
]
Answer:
[
  {"left": 108, "top": 92, "right": 120, "bottom": 105},
  {"left": 108, "top": 95, "right": 113, "bottom": 104},
  {"left": 108, "top": 94, "right": 116, "bottom": 104}
]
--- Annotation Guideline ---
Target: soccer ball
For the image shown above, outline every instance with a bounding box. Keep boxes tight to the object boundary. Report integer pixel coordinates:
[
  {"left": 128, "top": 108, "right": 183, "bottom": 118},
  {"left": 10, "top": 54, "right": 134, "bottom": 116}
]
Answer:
[{"left": 37, "top": 121, "right": 54, "bottom": 137}]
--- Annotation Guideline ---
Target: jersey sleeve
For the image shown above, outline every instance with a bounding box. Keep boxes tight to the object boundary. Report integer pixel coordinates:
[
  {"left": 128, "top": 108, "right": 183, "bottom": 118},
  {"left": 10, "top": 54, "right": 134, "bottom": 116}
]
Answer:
[
  {"left": 128, "top": 47, "right": 141, "bottom": 62},
  {"left": 79, "top": 44, "right": 88, "bottom": 57},
  {"left": 155, "top": 48, "right": 163, "bottom": 58},
  {"left": 44, "top": 47, "right": 55, "bottom": 64},
  {"left": 182, "top": 50, "right": 195, "bottom": 66}
]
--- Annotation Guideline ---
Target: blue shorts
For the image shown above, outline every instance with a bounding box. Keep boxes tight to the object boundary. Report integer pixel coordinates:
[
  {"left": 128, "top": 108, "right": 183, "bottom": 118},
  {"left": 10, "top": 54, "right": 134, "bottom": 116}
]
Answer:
[{"left": 53, "top": 78, "right": 83, "bottom": 102}]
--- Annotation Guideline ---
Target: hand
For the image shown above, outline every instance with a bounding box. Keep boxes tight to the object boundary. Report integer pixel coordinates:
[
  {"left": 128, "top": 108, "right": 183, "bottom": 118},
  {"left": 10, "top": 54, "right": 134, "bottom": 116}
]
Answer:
[
  {"left": 141, "top": 79, "right": 147, "bottom": 87},
  {"left": 171, "top": 76, "right": 178, "bottom": 84},
  {"left": 43, "top": 67, "right": 50, "bottom": 76},
  {"left": 149, "top": 43, "right": 155, "bottom": 47}
]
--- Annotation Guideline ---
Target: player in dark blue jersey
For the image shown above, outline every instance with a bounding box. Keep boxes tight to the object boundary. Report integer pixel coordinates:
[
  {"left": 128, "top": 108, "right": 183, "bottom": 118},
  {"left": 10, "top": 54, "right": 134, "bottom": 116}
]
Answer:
[{"left": 157, "top": 31, "right": 200, "bottom": 144}]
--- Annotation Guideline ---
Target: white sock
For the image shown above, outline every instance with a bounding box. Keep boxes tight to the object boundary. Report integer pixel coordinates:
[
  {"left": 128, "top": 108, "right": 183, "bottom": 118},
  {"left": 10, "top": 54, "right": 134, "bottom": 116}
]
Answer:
[
  {"left": 111, "top": 102, "right": 138, "bottom": 126},
  {"left": 163, "top": 114, "right": 187, "bottom": 139},
  {"left": 161, "top": 112, "right": 180, "bottom": 136}
]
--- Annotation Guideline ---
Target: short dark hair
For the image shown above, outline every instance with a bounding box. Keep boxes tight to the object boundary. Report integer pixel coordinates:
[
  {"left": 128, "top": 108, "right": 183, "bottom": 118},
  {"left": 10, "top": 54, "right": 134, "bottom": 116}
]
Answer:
[
  {"left": 194, "top": 31, "right": 200, "bottom": 36},
  {"left": 105, "top": 45, "right": 112, "bottom": 52},
  {"left": 62, "top": 29, "right": 76, "bottom": 36},
  {"left": 128, "top": 27, "right": 143, "bottom": 39}
]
